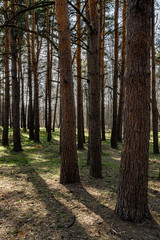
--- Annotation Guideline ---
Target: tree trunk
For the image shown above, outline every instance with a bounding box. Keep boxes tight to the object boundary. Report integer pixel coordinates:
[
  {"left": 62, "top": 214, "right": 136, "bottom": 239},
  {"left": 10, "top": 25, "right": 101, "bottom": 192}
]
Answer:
[
  {"left": 55, "top": 0, "right": 80, "bottom": 184},
  {"left": 26, "top": 0, "right": 34, "bottom": 140},
  {"left": 111, "top": 0, "right": 119, "bottom": 149},
  {"left": 115, "top": 0, "right": 151, "bottom": 223},
  {"left": 88, "top": 0, "right": 102, "bottom": 178},
  {"left": 53, "top": 67, "right": 60, "bottom": 132},
  {"left": 151, "top": 0, "right": 159, "bottom": 154},
  {"left": 117, "top": 0, "right": 126, "bottom": 142},
  {"left": 100, "top": 0, "right": 106, "bottom": 141},
  {"left": 46, "top": 6, "right": 52, "bottom": 142},
  {"left": 9, "top": 0, "right": 22, "bottom": 152},
  {"left": 32, "top": 0, "right": 40, "bottom": 142},
  {"left": 2, "top": 0, "right": 10, "bottom": 146},
  {"left": 76, "top": 0, "right": 84, "bottom": 149},
  {"left": 18, "top": 36, "right": 26, "bottom": 132}
]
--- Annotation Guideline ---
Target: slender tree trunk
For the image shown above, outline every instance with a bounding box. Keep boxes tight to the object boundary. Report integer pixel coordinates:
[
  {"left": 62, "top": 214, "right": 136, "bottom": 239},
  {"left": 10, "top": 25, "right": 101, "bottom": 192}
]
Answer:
[
  {"left": 86, "top": 2, "right": 91, "bottom": 165},
  {"left": 117, "top": 0, "right": 126, "bottom": 142},
  {"left": 115, "top": 0, "right": 151, "bottom": 223},
  {"left": 111, "top": 0, "right": 119, "bottom": 149},
  {"left": 46, "top": 6, "right": 52, "bottom": 142},
  {"left": 100, "top": 0, "right": 106, "bottom": 141},
  {"left": 53, "top": 67, "right": 60, "bottom": 132},
  {"left": 18, "top": 36, "right": 26, "bottom": 132},
  {"left": 32, "top": 0, "right": 40, "bottom": 142},
  {"left": 9, "top": 0, "right": 22, "bottom": 152},
  {"left": 151, "top": 0, "right": 159, "bottom": 154},
  {"left": 26, "top": 0, "right": 34, "bottom": 140},
  {"left": 2, "top": 0, "right": 10, "bottom": 146},
  {"left": 88, "top": 0, "right": 102, "bottom": 178},
  {"left": 55, "top": 0, "right": 80, "bottom": 184},
  {"left": 76, "top": 0, "right": 84, "bottom": 149}
]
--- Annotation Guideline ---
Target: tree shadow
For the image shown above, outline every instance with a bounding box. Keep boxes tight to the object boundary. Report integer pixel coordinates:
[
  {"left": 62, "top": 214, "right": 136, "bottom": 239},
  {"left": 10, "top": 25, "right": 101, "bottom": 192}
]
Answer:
[
  {"left": 65, "top": 182, "right": 160, "bottom": 240},
  {"left": 1, "top": 153, "right": 91, "bottom": 240}
]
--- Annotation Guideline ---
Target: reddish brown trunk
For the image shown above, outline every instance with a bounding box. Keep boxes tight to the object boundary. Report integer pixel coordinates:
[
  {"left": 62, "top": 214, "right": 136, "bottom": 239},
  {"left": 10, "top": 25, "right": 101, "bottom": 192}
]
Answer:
[
  {"left": 76, "top": 0, "right": 84, "bottom": 149},
  {"left": 55, "top": 0, "right": 80, "bottom": 184},
  {"left": 115, "top": 0, "right": 151, "bottom": 222},
  {"left": 117, "top": 0, "right": 126, "bottom": 142},
  {"left": 111, "top": 0, "right": 119, "bottom": 149},
  {"left": 9, "top": 0, "right": 22, "bottom": 152},
  {"left": 88, "top": 0, "right": 102, "bottom": 178},
  {"left": 2, "top": 0, "right": 10, "bottom": 146},
  {"left": 32, "top": 0, "right": 40, "bottom": 142},
  {"left": 26, "top": 0, "right": 34, "bottom": 140}
]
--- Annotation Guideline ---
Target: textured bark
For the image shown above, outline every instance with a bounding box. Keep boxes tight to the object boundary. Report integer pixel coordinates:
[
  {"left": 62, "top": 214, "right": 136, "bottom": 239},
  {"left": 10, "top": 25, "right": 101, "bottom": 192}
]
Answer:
[
  {"left": 117, "top": 0, "right": 126, "bottom": 142},
  {"left": 151, "top": 0, "right": 159, "bottom": 154},
  {"left": 9, "top": 0, "right": 22, "bottom": 152},
  {"left": 100, "top": 0, "right": 106, "bottom": 141},
  {"left": 2, "top": 0, "right": 10, "bottom": 146},
  {"left": 115, "top": 0, "right": 151, "bottom": 223},
  {"left": 111, "top": 0, "right": 119, "bottom": 149},
  {"left": 32, "top": 0, "right": 40, "bottom": 142},
  {"left": 26, "top": 0, "right": 34, "bottom": 140},
  {"left": 55, "top": 0, "right": 80, "bottom": 184},
  {"left": 46, "top": 6, "right": 52, "bottom": 142},
  {"left": 76, "top": 0, "right": 84, "bottom": 149},
  {"left": 86, "top": 3, "right": 91, "bottom": 165},
  {"left": 88, "top": 0, "right": 102, "bottom": 178}
]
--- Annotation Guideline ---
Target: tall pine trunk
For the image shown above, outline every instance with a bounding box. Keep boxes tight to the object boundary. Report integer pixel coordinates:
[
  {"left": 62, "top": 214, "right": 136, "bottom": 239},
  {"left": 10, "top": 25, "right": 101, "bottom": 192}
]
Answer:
[
  {"left": 76, "top": 0, "right": 84, "bottom": 149},
  {"left": 88, "top": 0, "right": 102, "bottom": 178},
  {"left": 111, "top": 0, "right": 119, "bottom": 149},
  {"left": 2, "top": 0, "right": 10, "bottom": 146},
  {"left": 117, "top": 0, "right": 126, "bottom": 142},
  {"left": 26, "top": 0, "right": 34, "bottom": 140},
  {"left": 55, "top": 0, "right": 80, "bottom": 184},
  {"left": 31, "top": 0, "right": 40, "bottom": 142},
  {"left": 9, "top": 0, "right": 22, "bottom": 152},
  {"left": 115, "top": 0, "right": 151, "bottom": 223}
]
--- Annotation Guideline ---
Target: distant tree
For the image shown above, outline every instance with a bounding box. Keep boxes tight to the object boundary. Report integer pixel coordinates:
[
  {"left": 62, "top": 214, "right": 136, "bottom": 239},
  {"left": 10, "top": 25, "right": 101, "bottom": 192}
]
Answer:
[
  {"left": 115, "top": 0, "right": 151, "bottom": 222},
  {"left": 111, "top": 0, "right": 119, "bottom": 149},
  {"left": 31, "top": 0, "right": 40, "bottom": 142},
  {"left": 9, "top": 0, "right": 22, "bottom": 152},
  {"left": 2, "top": 0, "right": 10, "bottom": 146},
  {"left": 151, "top": 0, "right": 159, "bottom": 154},
  {"left": 26, "top": 0, "right": 34, "bottom": 140},
  {"left": 55, "top": 0, "right": 80, "bottom": 184},
  {"left": 76, "top": 0, "right": 84, "bottom": 149},
  {"left": 117, "top": 0, "right": 126, "bottom": 142}
]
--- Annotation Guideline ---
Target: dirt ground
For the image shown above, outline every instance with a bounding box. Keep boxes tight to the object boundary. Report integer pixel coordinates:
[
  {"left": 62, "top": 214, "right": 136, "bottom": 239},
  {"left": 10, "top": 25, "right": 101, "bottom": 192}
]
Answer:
[{"left": 0, "top": 133, "right": 160, "bottom": 240}]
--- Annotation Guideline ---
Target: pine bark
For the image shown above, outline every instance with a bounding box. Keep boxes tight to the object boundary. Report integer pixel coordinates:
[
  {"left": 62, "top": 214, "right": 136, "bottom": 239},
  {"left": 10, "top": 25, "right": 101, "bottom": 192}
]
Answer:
[
  {"left": 55, "top": 0, "right": 80, "bottom": 184},
  {"left": 115, "top": 0, "right": 151, "bottom": 222},
  {"left": 151, "top": 0, "right": 159, "bottom": 154},
  {"left": 26, "top": 0, "right": 34, "bottom": 140},
  {"left": 76, "top": 0, "right": 84, "bottom": 149},
  {"left": 100, "top": 0, "right": 106, "bottom": 141},
  {"left": 9, "top": 0, "right": 22, "bottom": 152},
  {"left": 31, "top": 0, "right": 40, "bottom": 142},
  {"left": 111, "top": 0, "right": 119, "bottom": 149},
  {"left": 88, "top": 0, "right": 102, "bottom": 178},
  {"left": 117, "top": 0, "right": 126, "bottom": 142},
  {"left": 2, "top": 0, "right": 10, "bottom": 146}
]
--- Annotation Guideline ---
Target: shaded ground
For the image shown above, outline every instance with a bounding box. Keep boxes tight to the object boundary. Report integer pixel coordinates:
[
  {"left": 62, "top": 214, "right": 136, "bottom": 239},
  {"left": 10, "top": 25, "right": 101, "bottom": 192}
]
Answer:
[{"left": 0, "top": 129, "right": 160, "bottom": 240}]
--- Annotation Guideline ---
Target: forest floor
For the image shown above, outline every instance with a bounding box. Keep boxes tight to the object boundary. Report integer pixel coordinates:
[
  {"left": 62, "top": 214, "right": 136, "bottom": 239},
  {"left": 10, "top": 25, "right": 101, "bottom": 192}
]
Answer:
[{"left": 0, "top": 128, "right": 160, "bottom": 240}]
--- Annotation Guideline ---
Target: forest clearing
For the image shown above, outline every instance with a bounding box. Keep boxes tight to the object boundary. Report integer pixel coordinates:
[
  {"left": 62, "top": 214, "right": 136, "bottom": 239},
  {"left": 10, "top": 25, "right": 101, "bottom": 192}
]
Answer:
[{"left": 0, "top": 129, "right": 160, "bottom": 240}]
